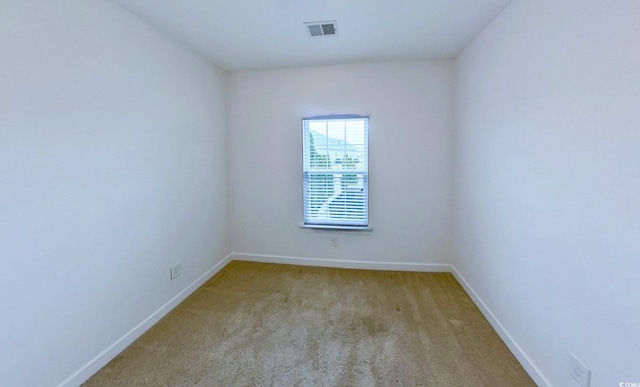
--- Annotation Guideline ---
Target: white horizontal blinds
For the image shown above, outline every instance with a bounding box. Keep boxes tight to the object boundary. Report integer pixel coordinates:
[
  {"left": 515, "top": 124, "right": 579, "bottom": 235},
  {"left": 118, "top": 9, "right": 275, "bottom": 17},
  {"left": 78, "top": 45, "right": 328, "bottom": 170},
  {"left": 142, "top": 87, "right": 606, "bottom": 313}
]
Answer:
[{"left": 303, "top": 116, "right": 368, "bottom": 227}]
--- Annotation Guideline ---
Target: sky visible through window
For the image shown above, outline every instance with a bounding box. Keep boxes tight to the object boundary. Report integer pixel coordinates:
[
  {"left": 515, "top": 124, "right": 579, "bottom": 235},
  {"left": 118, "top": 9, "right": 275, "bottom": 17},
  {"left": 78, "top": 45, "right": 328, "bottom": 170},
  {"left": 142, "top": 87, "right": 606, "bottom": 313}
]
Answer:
[{"left": 308, "top": 119, "right": 366, "bottom": 170}]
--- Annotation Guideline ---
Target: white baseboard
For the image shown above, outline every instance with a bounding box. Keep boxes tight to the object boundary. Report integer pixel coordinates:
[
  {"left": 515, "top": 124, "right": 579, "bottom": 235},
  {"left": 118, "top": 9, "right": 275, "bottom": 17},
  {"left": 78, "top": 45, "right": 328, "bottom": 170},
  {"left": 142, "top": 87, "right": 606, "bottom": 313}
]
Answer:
[
  {"left": 450, "top": 266, "right": 552, "bottom": 387},
  {"left": 57, "top": 253, "right": 233, "bottom": 387},
  {"left": 58, "top": 252, "right": 549, "bottom": 387},
  {"left": 232, "top": 252, "right": 452, "bottom": 272}
]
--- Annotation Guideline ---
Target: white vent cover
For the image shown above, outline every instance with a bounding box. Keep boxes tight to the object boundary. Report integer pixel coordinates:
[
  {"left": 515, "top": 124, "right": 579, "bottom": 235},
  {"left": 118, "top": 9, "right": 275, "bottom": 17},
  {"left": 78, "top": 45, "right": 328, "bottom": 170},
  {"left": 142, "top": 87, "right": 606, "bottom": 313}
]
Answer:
[{"left": 304, "top": 21, "right": 338, "bottom": 37}]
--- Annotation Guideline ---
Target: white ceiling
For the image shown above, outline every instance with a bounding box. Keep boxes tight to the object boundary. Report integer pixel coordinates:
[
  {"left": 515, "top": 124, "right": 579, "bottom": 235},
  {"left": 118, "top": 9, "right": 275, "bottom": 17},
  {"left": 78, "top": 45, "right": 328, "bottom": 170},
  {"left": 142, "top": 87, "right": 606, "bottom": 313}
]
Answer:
[{"left": 112, "top": 0, "right": 512, "bottom": 71}]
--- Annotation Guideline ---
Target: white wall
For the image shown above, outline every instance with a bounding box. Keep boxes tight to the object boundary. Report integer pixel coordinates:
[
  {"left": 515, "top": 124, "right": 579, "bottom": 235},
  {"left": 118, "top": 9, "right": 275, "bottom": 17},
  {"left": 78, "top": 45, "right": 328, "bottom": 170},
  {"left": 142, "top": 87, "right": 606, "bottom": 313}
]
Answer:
[
  {"left": 453, "top": 0, "right": 640, "bottom": 385},
  {"left": 0, "top": 1, "right": 229, "bottom": 386},
  {"left": 227, "top": 61, "right": 454, "bottom": 267}
]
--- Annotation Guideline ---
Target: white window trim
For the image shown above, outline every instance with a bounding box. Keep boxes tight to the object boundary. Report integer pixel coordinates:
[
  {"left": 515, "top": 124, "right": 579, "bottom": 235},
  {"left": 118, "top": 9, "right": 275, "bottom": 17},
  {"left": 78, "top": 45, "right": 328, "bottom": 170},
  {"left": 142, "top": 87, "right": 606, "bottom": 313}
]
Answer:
[
  {"left": 302, "top": 115, "right": 369, "bottom": 230},
  {"left": 299, "top": 223, "right": 372, "bottom": 232}
]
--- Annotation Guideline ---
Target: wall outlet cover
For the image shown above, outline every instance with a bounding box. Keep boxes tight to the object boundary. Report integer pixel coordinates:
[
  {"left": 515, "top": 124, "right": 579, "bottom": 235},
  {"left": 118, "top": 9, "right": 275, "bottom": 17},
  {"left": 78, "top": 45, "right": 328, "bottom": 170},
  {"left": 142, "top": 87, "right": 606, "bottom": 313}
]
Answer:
[
  {"left": 569, "top": 353, "right": 591, "bottom": 387},
  {"left": 170, "top": 263, "right": 182, "bottom": 280}
]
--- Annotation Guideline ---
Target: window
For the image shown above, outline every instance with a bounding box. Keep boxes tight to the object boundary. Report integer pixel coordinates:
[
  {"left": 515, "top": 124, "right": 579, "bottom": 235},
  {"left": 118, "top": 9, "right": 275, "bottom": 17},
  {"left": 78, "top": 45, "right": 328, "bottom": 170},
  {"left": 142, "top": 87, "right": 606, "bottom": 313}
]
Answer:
[{"left": 302, "top": 115, "right": 369, "bottom": 228}]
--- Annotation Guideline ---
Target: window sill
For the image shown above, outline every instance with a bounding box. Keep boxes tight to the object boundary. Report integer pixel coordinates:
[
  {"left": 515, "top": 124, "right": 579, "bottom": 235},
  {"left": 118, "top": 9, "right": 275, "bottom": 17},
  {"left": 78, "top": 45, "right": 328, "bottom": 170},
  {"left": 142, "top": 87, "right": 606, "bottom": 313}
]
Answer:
[{"left": 300, "top": 223, "right": 372, "bottom": 232}]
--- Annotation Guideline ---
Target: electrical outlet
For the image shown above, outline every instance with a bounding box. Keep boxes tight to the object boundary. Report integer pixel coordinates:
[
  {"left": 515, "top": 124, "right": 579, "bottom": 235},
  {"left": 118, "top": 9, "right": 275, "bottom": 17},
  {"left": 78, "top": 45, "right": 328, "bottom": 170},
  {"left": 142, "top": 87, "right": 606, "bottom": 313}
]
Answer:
[
  {"left": 331, "top": 237, "right": 338, "bottom": 248},
  {"left": 170, "top": 263, "right": 182, "bottom": 280},
  {"left": 569, "top": 353, "right": 591, "bottom": 387}
]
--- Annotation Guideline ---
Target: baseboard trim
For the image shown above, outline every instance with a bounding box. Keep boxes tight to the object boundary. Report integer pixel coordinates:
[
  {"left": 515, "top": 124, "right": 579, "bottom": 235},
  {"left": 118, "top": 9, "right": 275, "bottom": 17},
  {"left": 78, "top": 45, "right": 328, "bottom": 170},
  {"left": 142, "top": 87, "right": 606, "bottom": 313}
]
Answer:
[
  {"left": 232, "top": 252, "right": 452, "bottom": 272},
  {"left": 450, "top": 266, "right": 552, "bottom": 387},
  {"left": 57, "top": 252, "right": 549, "bottom": 387},
  {"left": 57, "top": 253, "right": 233, "bottom": 387}
]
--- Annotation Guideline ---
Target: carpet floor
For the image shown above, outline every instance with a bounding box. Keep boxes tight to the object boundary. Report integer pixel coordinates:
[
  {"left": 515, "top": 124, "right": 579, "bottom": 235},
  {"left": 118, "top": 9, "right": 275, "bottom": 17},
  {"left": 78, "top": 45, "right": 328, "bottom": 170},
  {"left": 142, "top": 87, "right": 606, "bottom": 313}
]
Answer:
[{"left": 84, "top": 261, "right": 535, "bottom": 386}]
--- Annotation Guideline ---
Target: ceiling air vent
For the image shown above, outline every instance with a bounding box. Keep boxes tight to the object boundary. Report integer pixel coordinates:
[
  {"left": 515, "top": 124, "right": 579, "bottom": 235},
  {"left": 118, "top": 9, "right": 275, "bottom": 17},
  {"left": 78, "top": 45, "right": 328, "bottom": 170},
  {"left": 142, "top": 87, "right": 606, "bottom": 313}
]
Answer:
[{"left": 304, "top": 21, "right": 338, "bottom": 37}]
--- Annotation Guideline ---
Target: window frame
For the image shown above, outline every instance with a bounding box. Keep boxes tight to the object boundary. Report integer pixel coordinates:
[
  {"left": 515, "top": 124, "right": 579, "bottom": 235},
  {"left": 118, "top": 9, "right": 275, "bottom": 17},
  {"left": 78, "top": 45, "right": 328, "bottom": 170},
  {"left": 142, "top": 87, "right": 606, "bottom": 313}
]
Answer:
[{"left": 301, "top": 115, "right": 370, "bottom": 230}]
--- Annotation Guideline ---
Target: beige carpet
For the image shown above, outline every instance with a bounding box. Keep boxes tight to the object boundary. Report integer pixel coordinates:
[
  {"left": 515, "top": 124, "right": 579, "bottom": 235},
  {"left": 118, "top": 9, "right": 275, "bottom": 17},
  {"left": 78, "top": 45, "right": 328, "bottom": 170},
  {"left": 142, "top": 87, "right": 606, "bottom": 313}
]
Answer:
[{"left": 84, "top": 261, "right": 535, "bottom": 386}]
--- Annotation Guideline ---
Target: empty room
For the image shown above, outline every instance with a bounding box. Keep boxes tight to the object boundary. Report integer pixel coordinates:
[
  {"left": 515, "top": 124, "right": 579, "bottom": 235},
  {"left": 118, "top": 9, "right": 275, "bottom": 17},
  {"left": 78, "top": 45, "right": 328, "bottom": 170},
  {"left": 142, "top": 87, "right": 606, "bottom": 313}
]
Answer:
[{"left": 1, "top": 0, "right": 638, "bottom": 386}]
